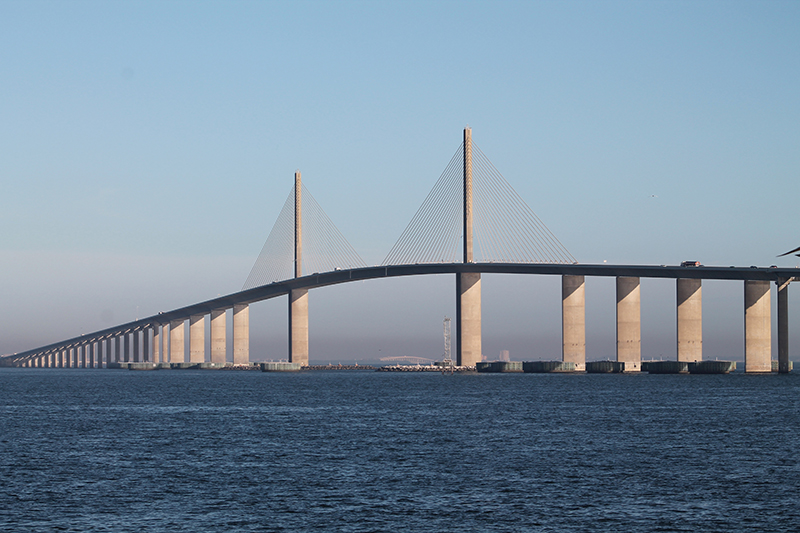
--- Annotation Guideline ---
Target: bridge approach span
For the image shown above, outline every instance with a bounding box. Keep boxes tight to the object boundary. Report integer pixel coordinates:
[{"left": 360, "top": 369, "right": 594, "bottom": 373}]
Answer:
[{"left": 4, "top": 262, "right": 797, "bottom": 363}]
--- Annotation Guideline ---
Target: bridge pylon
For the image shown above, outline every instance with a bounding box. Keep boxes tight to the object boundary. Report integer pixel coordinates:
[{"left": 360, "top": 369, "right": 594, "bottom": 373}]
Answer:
[
  {"left": 457, "top": 127, "right": 482, "bottom": 367},
  {"left": 290, "top": 170, "right": 309, "bottom": 366}
]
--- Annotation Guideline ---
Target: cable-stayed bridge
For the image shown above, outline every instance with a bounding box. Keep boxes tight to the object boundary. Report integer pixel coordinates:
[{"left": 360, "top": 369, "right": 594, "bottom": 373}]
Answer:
[{"left": 3, "top": 129, "right": 797, "bottom": 373}]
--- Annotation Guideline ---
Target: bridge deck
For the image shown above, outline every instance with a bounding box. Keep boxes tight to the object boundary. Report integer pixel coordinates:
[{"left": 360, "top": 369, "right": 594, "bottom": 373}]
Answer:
[{"left": 4, "top": 263, "right": 798, "bottom": 361}]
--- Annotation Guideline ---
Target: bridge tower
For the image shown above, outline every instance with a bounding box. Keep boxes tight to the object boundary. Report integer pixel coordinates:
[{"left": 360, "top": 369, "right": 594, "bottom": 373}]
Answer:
[
  {"left": 457, "top": 127, "right": 482, "bottom": 367},
  {"left": 290, "top": 170, "right": 310, "bottom": 366}
]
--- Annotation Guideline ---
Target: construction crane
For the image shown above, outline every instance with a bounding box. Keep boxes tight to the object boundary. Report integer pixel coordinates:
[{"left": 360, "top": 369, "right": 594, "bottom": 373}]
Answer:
[{"left": 441, "top": 316, "right": 454, "bottom": 374}]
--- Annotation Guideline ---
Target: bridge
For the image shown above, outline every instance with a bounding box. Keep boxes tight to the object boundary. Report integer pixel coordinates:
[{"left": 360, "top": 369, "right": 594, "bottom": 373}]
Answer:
[{"left": 3, "top": 129, "right": 797, "bottom": 373}]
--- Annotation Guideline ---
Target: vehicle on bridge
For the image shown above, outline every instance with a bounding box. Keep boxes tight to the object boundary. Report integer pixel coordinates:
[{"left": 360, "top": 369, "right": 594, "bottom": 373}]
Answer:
[{"left": 681, "top": 261, "right": 702, "bottom": 267}]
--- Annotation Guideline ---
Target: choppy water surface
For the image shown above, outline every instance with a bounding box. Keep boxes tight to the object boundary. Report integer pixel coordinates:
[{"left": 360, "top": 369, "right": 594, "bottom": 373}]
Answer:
[{"left": 1, "top": 368, "right": 798, "bottom": 532}]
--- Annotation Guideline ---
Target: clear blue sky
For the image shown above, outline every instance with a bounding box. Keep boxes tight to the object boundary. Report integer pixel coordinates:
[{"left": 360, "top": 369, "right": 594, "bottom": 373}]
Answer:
[{"left": 2, "top": 1, "right": 798, "bottom": 362}]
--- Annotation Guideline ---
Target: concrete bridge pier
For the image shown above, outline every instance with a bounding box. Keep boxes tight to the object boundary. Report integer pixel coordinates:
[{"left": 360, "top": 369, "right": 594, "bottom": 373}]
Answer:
[
  {"left": 778, "top": 279, "right": 790, "bottom": 373},
  {"left": 562, "top": 275, "right": 586, "bottom": 371},
  {"left": 141, "top": 331, "right": 150, "bottom": 363},
  {"left": 170, "top": 319, "right": 185, "bottom": 364},
  {"left": 119, "top": 334, "right": 127, "bottom": 363},
  {"left": 132, "top": 330, "right": 140, "bottom": 363},
  {"left": 677, "top": 278, "right": 702, "bottom": 362},
  {"left": 152, "top": 325, "right": 161, "bottom": 364},
  {"left": 114, "top": 335, "right": 121, "bottom": 365},
  {"left": 190, "top": 314, "right": 205, "bottom": 363},
  {"left": 745, "top": 280, "right": 772, "bottom": 373},
  {"left": 290, "top": 289, "right": 309, "bottom": 366},
  {"left": 616, "top": 276, "right": 641, "bottom": 371},
  {"left": 158, "top": 325, "right": 167, "bottom": 364},
  {"left": 457, "top": 273, "right": 482, "bottom": 367},
  {"left": 210, "top": 310, "right": 226, "bottom": 363},
  {"left": 233, "top": 304, "right": 249, "bottom": 364}
]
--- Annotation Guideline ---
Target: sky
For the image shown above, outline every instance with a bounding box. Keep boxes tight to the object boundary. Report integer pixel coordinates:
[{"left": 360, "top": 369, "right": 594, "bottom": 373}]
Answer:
[{"left": 1, "top": 0, "right": 799, "bottom": 363}]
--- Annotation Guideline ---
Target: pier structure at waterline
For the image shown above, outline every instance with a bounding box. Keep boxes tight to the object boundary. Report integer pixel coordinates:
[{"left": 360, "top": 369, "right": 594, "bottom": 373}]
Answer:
[{"left": 3, "top": 129, "right": 797, "bottom": 374}]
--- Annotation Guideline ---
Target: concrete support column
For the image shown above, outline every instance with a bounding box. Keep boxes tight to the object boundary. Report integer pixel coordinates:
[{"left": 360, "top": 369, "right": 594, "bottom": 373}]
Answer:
[
  {"left": 142, "top": 330, "right": 150, "bottom": 363},
  {"left": 120, "top": 334, "right": 129, "bottom": 363},
  {"left": 161, "top": 323, "right": 169, "bottom": 363},
  {"left": 152, "top": 324, "right": 161, "bottom": 364},
  {"left": 170, "top": 320, "right": 185, "bottom": 364},
  {"left": 114, "top": 335, "right": 121, "bottom": 364},
  {"left": 562, "top": 275, "right": 586, "bottom": 371},
  {"left": 289, "top": 289, "right": 309, "bottom": 365},
  {"left": 132, "top": 331, "right": 140, "bottom": 363},
  {"left": 190, "top": 314, "right": 206, "bottom": 363},
  {"left": 233, "top": 304, "right": 249, "bottom": 365},
  {"left": 778, "top": 279, "right": 790, "bottom": 373},
  {"left": 745, "top": 280, "right": 772, "bottom": 373},
  {"left": 616, "top": 276, "right": 641, "bottom": 372},
  {"left": 677, "top": 278, "right": 703, "bottom": 362},
  {"left": 210, "top": 309, "right": 226, "bottom": 363},
  {"left": 88, "top": 342, "right": 96, "bottom": 369},
  {"left": 457, "top": 272, "right": 482, "bottom": 367},
  {"left": 79, "top": 345, "right": 86, "bottom": 368}
]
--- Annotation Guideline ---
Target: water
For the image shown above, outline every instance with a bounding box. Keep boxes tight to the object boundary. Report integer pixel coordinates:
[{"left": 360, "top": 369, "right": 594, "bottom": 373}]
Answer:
[{"left": 1, "top": 368, "right": 798, "bottom": 532}]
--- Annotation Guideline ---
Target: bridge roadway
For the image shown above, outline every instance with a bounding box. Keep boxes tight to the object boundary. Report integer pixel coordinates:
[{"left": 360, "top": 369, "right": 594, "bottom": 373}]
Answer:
[{"left": 3, "top": 262, "right": 798, "bottom": 364}]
